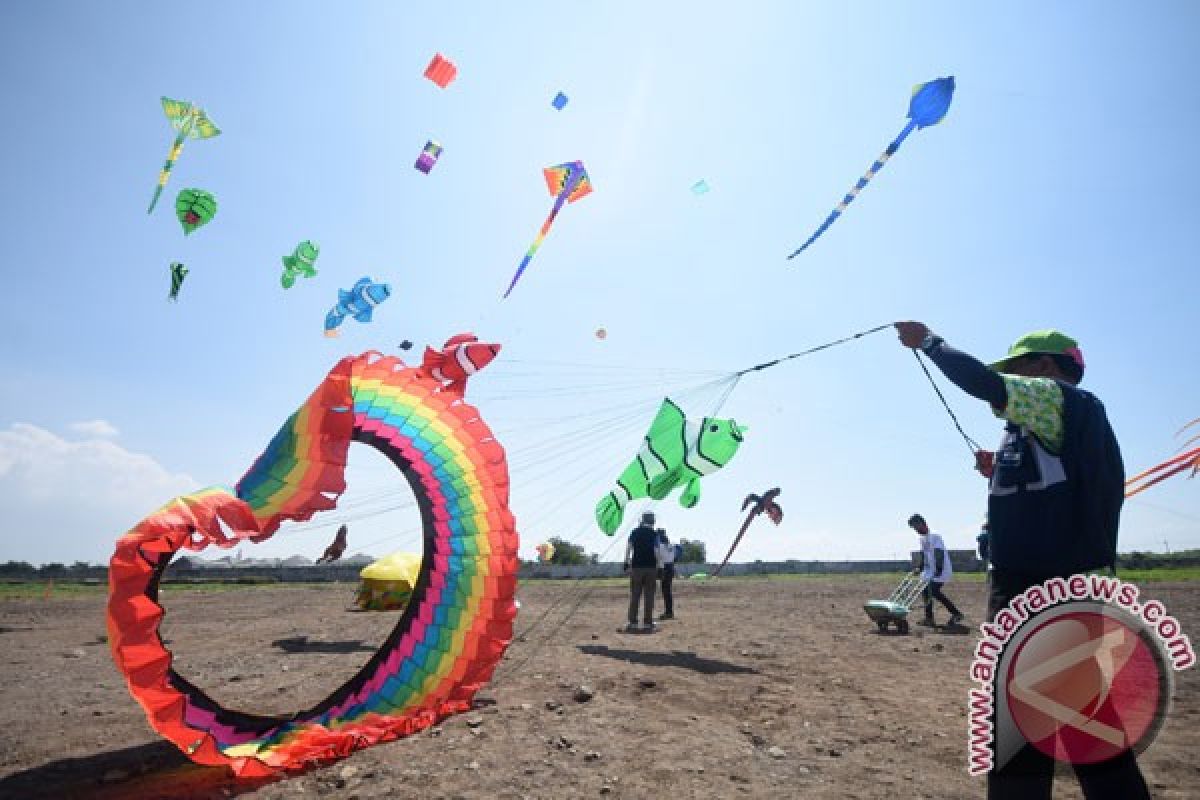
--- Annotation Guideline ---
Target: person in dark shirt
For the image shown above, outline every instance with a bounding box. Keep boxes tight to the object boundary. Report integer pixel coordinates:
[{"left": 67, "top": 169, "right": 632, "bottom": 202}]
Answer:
[
  {"left": 623, "top": 511, "right": 661, "bottom": 632},
  {"left": 656, "top": 529, "right": 676, "bottom": 620},
  {"left": 896, "top": 322, "right": 1148, "bottom": 800},
  {"left": 977, "top": 518, "right": 991, "bottom": 565}
]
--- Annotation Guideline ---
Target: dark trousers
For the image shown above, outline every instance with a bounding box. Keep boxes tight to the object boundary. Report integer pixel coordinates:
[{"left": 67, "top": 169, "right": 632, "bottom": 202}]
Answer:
[
  {"left": 922, "top": 580, "right": 961, "bottom": 619},
  {"left": 659, "top": 564, "right": 675, "bottom": 615},
  {"left": 627, "top": 567, "right": 656, "bottom": 625},
  {"left": 986, "top": 570, "right": 1150, "bottom": 800}
]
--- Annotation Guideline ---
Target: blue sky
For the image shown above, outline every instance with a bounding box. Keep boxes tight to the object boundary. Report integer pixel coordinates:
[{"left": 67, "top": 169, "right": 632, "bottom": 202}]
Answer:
[{"left": 1, "top": 1, "right": 1197, "bottom": 566}]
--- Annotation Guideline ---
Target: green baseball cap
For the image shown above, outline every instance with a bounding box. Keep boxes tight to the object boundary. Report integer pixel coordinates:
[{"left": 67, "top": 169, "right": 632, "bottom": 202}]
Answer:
[{"left": 990, "top": 329, "right": 1085, "bottom": 373}]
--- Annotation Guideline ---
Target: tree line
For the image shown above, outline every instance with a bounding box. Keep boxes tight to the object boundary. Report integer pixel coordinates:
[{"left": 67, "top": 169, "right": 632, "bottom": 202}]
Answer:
[{"left": 532, "top": 537, "right": 707, "bottom": 566}]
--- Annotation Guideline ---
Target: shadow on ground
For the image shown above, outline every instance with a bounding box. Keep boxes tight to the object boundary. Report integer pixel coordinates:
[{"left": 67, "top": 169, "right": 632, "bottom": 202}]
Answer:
[
  {"left": 0, "top": 740, "right": 281, "bottom": 799},
  {"left": 271, "top": 636, "right": 376, "bottom": 654},
  {"left": 578, "top": 644, "right": 761, "bottom": 675},
  {"left": 933, "top": 623, "right": 972, "bottom": 636}
]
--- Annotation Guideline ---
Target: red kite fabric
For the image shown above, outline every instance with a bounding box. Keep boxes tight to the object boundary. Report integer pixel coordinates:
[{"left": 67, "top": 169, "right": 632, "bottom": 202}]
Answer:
[{"left": 424, "top": 53, "right": 457, "bottom": 88}]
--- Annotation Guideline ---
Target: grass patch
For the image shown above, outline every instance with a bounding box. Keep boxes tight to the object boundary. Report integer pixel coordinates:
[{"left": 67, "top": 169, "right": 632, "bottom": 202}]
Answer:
[
  {"left": 1112, "top": 567, "right": 1200, "bottom": 583},
  {"left": 0, "top": 581, "right": 106, "bottom": 598}
]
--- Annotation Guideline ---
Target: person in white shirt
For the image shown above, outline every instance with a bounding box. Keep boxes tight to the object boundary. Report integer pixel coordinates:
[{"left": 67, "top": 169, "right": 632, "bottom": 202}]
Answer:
[
  {"left": 655, "top": 529, "right": 677, "bottom": 620},
  {"left": 908, "top": 514, "right": 964, "bottom": 627}
]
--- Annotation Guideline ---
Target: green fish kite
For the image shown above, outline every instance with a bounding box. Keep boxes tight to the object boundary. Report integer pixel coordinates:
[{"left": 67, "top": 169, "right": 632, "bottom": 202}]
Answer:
[
  {"left": 176, "top": 188, "right": 217, "bottom": 235},
  {"left": 595, "top": 398, "right": 746, "bottom": 535},
  {"left": 168, "top": 262, "right": 188, "bottom": 301},
  {"left": 147, "top": 97, "right": 220, "bottom": 215},
  {"left": 281, "top": 240, "right": 320, "bottom": 288}
]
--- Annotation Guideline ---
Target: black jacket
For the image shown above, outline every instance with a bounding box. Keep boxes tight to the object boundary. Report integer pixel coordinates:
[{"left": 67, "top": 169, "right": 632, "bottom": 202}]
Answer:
[{"left": 927, "top": 341, "right": 1123, "bottom": 576}]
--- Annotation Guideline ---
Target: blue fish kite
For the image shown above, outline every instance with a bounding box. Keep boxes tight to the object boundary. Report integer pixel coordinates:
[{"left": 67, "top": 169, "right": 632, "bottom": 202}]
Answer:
[
  {"left": 788, "top": 76, "right": 955, "bottom": 258},
  {"left": 324, "top": 276, "right": 391, "bottom": 337}
]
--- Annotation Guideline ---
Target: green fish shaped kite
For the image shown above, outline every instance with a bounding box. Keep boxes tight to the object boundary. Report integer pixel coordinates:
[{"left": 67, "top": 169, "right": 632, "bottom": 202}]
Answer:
[
  {"left": 176, "top": 188, "right": 217, "bottom": 235},
  {"left": 595, "top": 398, "right": 746, "bottom": 535},
  {"left": 147, "top": 97, "right": 220, "bottom": 214},
  {"left": 281, "top": 240, "right": 320, "bottom": 288}
]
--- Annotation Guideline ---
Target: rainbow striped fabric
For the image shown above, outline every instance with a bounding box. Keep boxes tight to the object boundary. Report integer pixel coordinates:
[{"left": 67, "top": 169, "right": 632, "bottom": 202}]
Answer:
[
  {"left": 108, "top": 350, "right": 518, "bottom": 776},
  {"left": 502, "top": 161, "right": 592, "bottom": 298}
]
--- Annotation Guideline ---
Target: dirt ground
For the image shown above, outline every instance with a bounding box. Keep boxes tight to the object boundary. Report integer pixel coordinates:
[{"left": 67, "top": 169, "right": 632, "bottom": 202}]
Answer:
[{"left": 0, "top": 576, "right": 1197, "bottom": 799}]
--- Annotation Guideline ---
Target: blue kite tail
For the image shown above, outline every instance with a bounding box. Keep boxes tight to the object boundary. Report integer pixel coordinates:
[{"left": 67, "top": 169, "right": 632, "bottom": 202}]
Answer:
[
  {"left": 788, "top": 119, "right": 918, "bottom": 259},
  {"left": 503, "top": 189, "right": 572, "bottom": 298},
  {"left": 502, "top": 255, "right": 532, "bottom": 299}
]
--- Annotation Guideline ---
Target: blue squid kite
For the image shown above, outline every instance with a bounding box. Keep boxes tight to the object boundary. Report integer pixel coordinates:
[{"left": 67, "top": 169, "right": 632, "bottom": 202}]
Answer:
[{"left": 788, "top": 76, "right": 955, "bottom": 258}]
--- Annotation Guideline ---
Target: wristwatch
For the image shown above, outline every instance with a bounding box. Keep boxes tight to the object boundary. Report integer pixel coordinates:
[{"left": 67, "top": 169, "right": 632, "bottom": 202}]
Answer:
[{"left": 919, "top": 332, "right": 944, "bottom": 354}]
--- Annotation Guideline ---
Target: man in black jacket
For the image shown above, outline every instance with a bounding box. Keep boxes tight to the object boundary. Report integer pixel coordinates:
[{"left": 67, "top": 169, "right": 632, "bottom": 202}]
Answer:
[
  {"left": 895, "top": 322, "right": 1148, "bottom": 800},
  {"left": 623, "top": 512, "right": 661, "bottom": 632}
]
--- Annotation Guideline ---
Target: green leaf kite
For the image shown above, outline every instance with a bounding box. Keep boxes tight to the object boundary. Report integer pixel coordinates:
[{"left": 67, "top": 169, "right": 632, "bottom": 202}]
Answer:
[{"left": 176, "top": 188, "right": 217, "bottom": 235}]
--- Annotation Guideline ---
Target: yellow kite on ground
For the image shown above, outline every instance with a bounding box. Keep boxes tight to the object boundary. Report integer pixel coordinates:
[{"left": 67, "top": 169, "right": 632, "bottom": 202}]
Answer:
[{"left": 355, "top": 551, "right": 423, "bottom": 611}]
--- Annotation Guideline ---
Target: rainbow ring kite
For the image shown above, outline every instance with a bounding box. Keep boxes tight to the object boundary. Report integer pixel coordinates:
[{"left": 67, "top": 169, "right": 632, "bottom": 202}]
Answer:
[{"left": 107, "top": 346, "right": 518, "bottom": 776}]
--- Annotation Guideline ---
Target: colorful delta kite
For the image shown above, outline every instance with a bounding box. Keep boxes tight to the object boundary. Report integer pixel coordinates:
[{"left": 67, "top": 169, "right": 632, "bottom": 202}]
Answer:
[
  {"left": 714, "top": 488, "right": 783, "bottom": 576},
  {"left": 168, "top": 262, "right": 188, "bottom": 301},
  {"left": 355, "top": 551, "right": 423, "bottom": 611},
  {"left": 788, "top": 76, "right": 955, "bottom": 258},
  {"left": 107, "top": 346, "right": 517, "bottom": 776},
  {"left": 414, "top": 140, "right": 443, "bottom": 174},
  {"left": 1125, "top": 418, "right": 1200, "bottom": 497},
  {"left": 503, "top": 161, "right": 592, "bottom": 298},
  {"left": 535, "top": 542, "right": 555, "bottom": 563},
  {"left": 282, "top": 240, "right": 320, "bottom": 289},
  {"left": 176, "top": 188, "right": 217, "bottom": 235},
  {"left": 595, "top": 399, "right": 746, "bottom": 535},
  {"left": 424, "top": 53, "right": 457, "bottom": 88},
  {"left": 325, "top": 277, "right": 391, "bottom": 337},
  {"left": 552, "top": 92, "right": 569, "bottom": 110},
  {"left": 148, "top": 97, "right": 220, "bottom": 214},
  {"left": 690, "top": 180, "right": 710, "bottom": 196}
]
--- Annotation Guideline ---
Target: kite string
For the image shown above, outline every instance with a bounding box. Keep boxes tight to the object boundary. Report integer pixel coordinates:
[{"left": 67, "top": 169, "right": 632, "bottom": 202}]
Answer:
[
  {"left": 911, "top": 350, "right": 983, "bottom": 456},
  {"left": 499, "top": 533, "right": 625, "bottom": 679},
  {"left": 734, "top": 323, "right": 893, "bottom": 378},
  {"left": 705, "top": 374, "right": 742, "bottom": 417}
]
